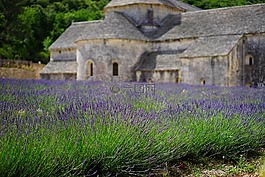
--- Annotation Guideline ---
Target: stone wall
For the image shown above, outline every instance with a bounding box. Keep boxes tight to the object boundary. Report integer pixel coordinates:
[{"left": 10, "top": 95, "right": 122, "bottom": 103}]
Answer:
[
  {"left": 50, "top": 48, "right": 76, "bottom": 61},
  {"left": 77, "top": 39, "right": 150, "bottom": 82},
  {"left": 152, "top": 38, "right": 194, "bottom": 51},
  {"left": 0, "top": 59, "right": 32, "bottom": 68},
  {"left": 226, "top": 39, "right": 243, "bottom": 86},
  {"left": 40, "top": 73, "right": 76, "bottom": 80},
  {"left": 136, "top": 70, "right": 179, "bottom": 82},
  {"left": 244, "top": 34, "right": 265, "bottom": 85},
  {"left": 104, "top": 4, "right": 181, "bottom": 24},
  {"left": 0, "top": 63, "right": 45, "bottom": 80},
  {"left": 180, "top": 56, "right": 229, "bottom": 86}
]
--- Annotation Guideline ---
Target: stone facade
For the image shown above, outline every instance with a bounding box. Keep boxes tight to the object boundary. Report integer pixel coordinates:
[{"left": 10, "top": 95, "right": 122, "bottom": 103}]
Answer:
[
  {"left": 0, "top": 60, "right": 45, "bottom": 80},
  {"left": 244, "top": 34, "right": 265, "bottom": 86},
  {"left": 41, "top": 0, "right": 265, "bottom": 86},
  {"left": 76, "top": 39, "right": 149, "bottom": 81}
]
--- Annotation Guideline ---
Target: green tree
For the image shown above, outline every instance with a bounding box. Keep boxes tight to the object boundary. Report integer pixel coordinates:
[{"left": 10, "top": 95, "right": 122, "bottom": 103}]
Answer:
[
  {"left": 182, "top": 0, "right": 257, "bottom": 9},
  {"left": 0, "top": 0, "right": 23, "bottom": 59},
  {"left": 17, "top": 5, "right": 49, "bottom": 62},
  {"left": 43, "top": 0, "right": 106, "bottom": 62}
]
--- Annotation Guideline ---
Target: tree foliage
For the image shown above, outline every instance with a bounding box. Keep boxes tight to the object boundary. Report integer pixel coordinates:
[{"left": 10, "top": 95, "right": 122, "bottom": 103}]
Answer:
[
  {"left": 0, "top": 0, "right": 109, "bottom": 63},
  {"left": 0, "top": 0, "right": 264, "bottom": 63},
  {"left": 182, "top": 0, "right": 265, "bottom": 9}
]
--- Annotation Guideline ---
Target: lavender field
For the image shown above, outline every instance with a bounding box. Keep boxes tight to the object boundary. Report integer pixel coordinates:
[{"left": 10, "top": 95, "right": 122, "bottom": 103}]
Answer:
[{"left": 0, "top": 79, "right": 265, "bottom": 177}]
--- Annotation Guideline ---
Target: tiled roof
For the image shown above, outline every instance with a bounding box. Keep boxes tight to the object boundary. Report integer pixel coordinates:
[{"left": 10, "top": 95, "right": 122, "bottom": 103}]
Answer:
[
  {"left": 169, "top": 0, "right": 201, "bottom": 11},
  {"left": 105, "top": 0, "right": 200, "bottom": 11},
  {"left": 158, "top": 3, "right": 265, "bottom": 40},
  {"left": 179, "top": 35, "right": 243, "bottom": 58},
  {"left": 77, "top": 12, "right": 148, "bottom": 41},
  {"left": 40, "top": 61, "right": 77, "bottom": 74},
  {"left": 49, "top": 21, "right": 101, "bottom": 50},
  {"left": 136, "top": 51, "right": 184, "bottom": 71}
]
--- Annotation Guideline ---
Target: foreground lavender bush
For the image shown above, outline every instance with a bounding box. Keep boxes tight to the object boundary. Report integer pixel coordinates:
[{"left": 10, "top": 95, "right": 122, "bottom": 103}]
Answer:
[{"left": 0, "top": 79, "right": 264, "bottom": 176}]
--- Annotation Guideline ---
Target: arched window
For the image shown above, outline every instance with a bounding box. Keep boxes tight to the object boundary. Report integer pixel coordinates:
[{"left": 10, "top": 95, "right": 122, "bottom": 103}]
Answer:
[
  {"left": 245, "top": 55, "right": 254, "bottom": 66},
  {"left": 249, "top": 57, "right": 253, "bottom": 66},
  {"left": 201, "top": 78, "right": 206, "bottom": 85},
  {"left": 176, "top": 77, "right": 181, "bottom": 83},
  {"left": 86, "top": 61, "right": 93, "bottom": 79},
  {"left": 113, "top": 62, "right": 119, "bottom": 76},
  {"left": 90, "top": 63, "right": 93, "bottom": 76},
  {"left": 147, "top": 77, "right": 153, "bottom": 83}
]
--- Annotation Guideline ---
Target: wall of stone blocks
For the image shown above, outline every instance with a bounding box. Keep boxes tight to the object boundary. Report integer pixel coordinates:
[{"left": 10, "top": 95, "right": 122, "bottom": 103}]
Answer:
[
  {"left": 0, "top": 59, "right": 32, "bottom": 67},
  {"left": 151, "top": 38, "right": 194, "bottom": 52},
  {"left": 104, "top": 4, "right": 181, "bottom": 25},
  {"left": 136, "top": 70, "right": 179, "bottom": 82},
  {"left": 226, "top": 40, "right": 244, "bottom": 86},
  {"left": 40, "top": 73, "right": 76, "bottom": 80},
  {"left": 244, "top": 34, "right": 265, "bottom": 85},
  {"left": 0, "top": 63, "right": 45, "bottom": 80},
  {"left": 50, "top": 49, "right": 76, "bottom": 61},
  {"left": 180, "top": 56, "right": 229, "bottom": 86},
  {"left": 76, "top": 39, "right": 150, "bottom": 82}
]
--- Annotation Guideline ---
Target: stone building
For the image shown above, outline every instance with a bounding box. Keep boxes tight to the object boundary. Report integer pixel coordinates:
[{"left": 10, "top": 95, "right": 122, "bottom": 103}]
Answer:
[{"left": 40, "top": 0, "right": 265, "bottom": 86}]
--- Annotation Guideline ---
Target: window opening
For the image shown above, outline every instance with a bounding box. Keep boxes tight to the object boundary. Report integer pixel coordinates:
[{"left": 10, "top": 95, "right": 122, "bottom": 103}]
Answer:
[
  {"left": 201, "top": 79, "right": 206, "bottom": 85},
  {"left": 90, "top": 63, "right": 93, "bottom": 76},
  {"left": 249, "top": 57, "right": 253, "bottom": 66},
  {"left": 113, "top": 62, "right": 119, "bottom": 76}
]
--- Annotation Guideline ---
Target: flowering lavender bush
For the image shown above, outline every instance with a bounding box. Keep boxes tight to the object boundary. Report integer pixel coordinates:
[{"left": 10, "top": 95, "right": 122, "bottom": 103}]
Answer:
[{"left": 0, "top": 79, "right": 264, "bottom": 176}]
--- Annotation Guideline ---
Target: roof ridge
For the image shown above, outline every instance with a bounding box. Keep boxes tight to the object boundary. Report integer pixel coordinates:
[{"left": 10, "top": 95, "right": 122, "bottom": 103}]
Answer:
[
  {"left": 184, "top": 3, "right": 265, "bottom": 15},
  {"left": 172, "top": 0, "right": 201, "bottom": 10},
  {"left": 104, "top": 0, "right": 201, "bottom": 12},
  {"left": 105, "top": 0, "right": 172, "bottom": 8},
  {"left": 72, "top": 20, "right": 102, "bottom": 25},
  {"left": 158, "top": 0, "right": 177, "bottom": 8}
]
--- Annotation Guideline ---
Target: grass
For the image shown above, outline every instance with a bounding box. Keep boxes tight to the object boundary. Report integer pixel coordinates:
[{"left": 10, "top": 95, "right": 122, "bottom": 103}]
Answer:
[{"left": 0, "top": 79, "right": 264, "bottom": 176}]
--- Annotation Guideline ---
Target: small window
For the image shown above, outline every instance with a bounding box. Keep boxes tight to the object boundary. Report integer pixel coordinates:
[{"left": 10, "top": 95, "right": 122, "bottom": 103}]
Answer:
[
  {"left": 176, "top": 77, "right": 181, "bottom": 83},
  {"left": 90, "top": 63, "right": 93, "bottom": 76},
  {"left": 245, "top": 55, "right": 254, "bottom": 66},
  {"left": 147, "top": 77, "right": 153, "bottom": 83},
  {"left": 86, "top": 61, "right": 93, "bottom": 79},
  {"left": 113, "top": 62, "right": 119, "bottom": 76},
  {"left": 201, "top": 78, "right": 206, "bottom": 85},
  {"left": 249, "top": 57, "right": 253, "bottom": 66},
  {"left": 147, "top": 9, "right": 154, "bottom": 24}
]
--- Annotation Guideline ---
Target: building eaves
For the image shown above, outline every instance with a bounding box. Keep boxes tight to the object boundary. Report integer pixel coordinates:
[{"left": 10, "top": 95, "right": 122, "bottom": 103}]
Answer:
[{"left": 40, "top": 61, "right": 77, "bottom": 74}]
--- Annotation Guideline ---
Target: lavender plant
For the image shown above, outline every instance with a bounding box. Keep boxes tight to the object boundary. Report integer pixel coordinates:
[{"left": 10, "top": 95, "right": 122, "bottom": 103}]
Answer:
[{"left": 0, "top": 79, "right": 264, "bottom": 176}]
